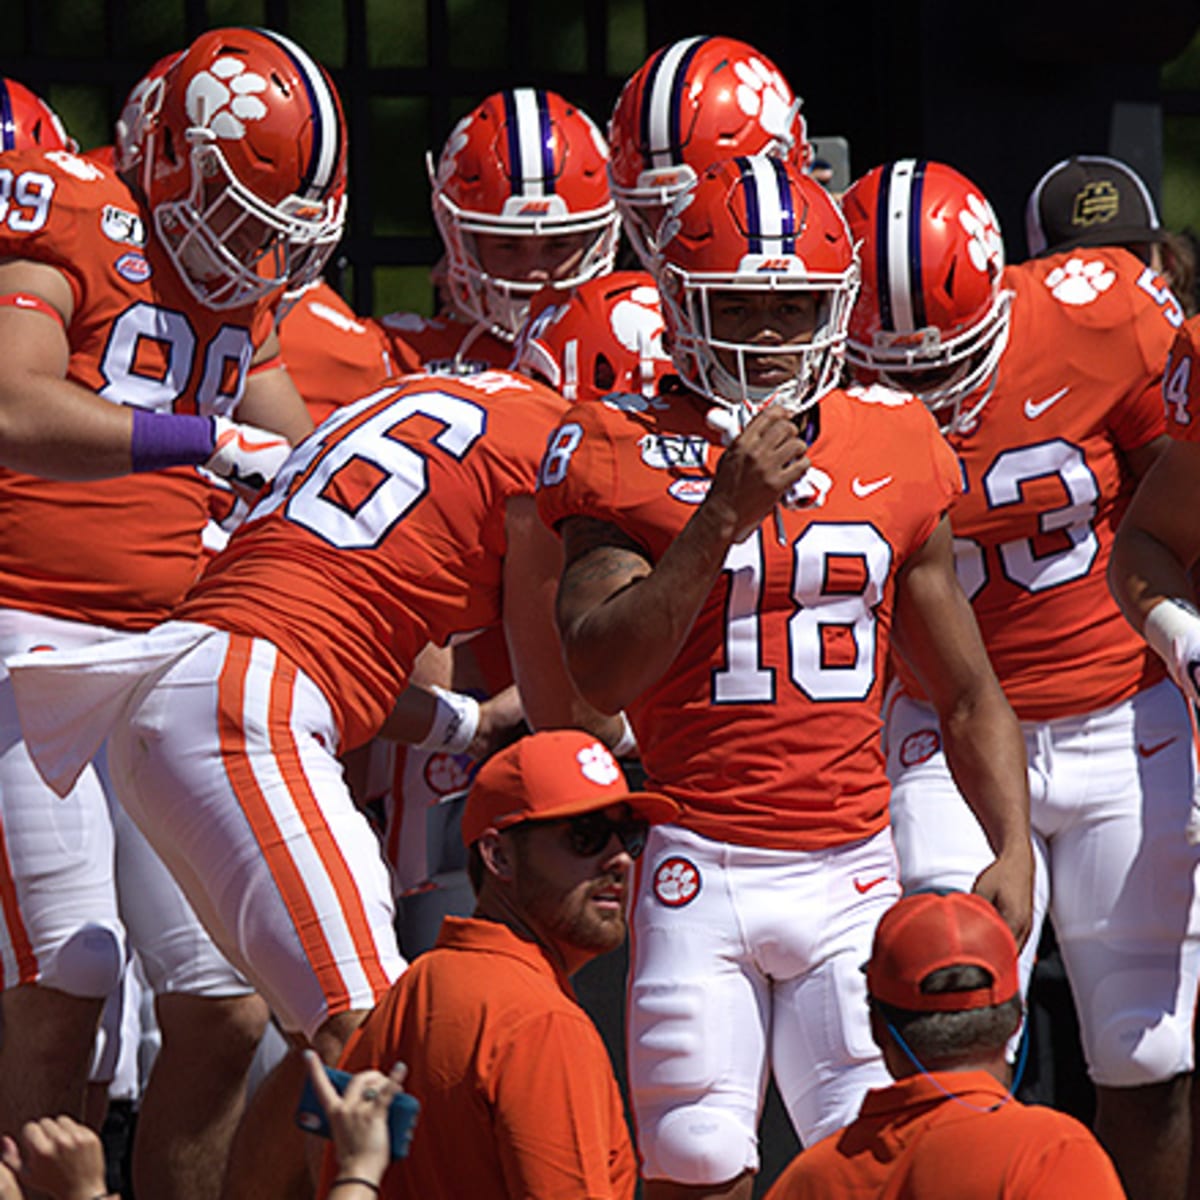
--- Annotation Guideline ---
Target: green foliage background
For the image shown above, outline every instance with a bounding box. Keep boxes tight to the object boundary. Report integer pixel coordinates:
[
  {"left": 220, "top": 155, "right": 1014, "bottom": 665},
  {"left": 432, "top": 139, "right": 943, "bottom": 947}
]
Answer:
[
  {"left": 21, "top": 0, "right": 646, "bottom": 317},
  {"left": 14, "top": 3, "right": 1200, "bottom": 310}
]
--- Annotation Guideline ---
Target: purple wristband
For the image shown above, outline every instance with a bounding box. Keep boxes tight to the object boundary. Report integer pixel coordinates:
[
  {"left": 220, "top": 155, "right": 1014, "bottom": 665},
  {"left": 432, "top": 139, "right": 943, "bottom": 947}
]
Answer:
[{"left": 130, "top": 409, "right": 216, "bottom": 472}]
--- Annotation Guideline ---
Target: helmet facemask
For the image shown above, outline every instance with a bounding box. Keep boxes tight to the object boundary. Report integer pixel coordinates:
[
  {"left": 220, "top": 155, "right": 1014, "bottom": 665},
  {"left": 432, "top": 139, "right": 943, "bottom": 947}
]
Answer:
[
  {"left": 140, "top": 29, "right": 348, "bottom": 312},
  {"left": 843, "top": 159, "right": 1010, "bottom": 436},
  {"left": 848, "top": 288, "right": 1012, "bottom": 433},
  {"left": 612, "top": 167, "right": 698, "bottom": 267},
  {"left": 151, "top": 130, "right": 345, "bottom": 310},
  {"left": 432, "top": 154, "right": 619, "bottom": 342},
  {"left": 659, "top": 263, "right": 859, "bottom": 418}
]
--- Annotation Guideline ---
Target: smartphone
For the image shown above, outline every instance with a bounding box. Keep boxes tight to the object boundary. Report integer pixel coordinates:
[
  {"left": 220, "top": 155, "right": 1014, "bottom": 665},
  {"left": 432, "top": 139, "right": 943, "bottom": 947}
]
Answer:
[{"left": 295, "top": 1063, "right": 420, "bottom": 1160}]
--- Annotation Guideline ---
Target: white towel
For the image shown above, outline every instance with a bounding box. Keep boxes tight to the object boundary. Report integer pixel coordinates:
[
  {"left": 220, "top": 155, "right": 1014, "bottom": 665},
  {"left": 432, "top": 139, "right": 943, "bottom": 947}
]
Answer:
[{"left": 7, "top": 622, "right": 215, "bottom": 797}]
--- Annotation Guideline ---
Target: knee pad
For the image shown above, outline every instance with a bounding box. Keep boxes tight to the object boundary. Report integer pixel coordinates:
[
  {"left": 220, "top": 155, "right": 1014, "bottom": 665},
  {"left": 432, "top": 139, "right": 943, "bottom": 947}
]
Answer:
[
  {"left": 42, "top": 922, "right": 125, "bottom": 999},
  {"left": 646, "top": 1105, "right": 757, "bottom": 1187},
  {"left": 1088, "top": 969, "right": 1192, "bottom": 1087}
]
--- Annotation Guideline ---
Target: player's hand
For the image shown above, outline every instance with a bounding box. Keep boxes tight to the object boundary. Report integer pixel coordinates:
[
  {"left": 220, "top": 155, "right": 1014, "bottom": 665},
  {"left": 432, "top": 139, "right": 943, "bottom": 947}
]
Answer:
[
  {"left": 703, "top": 406, "right": 811, "bottom": 544},
  {"left": 205, "top": 416, "right": 293, "bottom": 504},
  {"left": 1147, "top": 599, "right": 1200, "bottom": 707},
  {"left": 467, "top": 686, "right": 526, "bottom": 760},
  {"left": 972, "top": 848, "right": 1034, "bottom": 949},
  {"left": 304, "top": 1051, "right": 407, "bottom": 1186},
  {"left": 9, "top": 1116, "right": 110, "bottom": 1200}
]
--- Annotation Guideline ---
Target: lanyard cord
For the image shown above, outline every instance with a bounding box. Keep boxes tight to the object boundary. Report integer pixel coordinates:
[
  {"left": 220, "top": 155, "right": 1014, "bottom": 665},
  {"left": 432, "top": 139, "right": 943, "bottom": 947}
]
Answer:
[{"left": 885, "top": 1018, "right": 1030, "bottom": 1114}]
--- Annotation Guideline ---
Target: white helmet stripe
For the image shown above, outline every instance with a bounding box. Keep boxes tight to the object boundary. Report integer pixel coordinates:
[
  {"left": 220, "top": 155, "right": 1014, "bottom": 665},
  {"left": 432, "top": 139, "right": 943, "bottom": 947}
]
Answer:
[
  {"left": 644, "top": 35, "right": 705, "bottom": 170},
  {"left": 509, "top": 87, "right": 547, "bottom": 196},
  {"left": 742, "top": 155, "right": 791, "bottom": 247},
  {"left": 257, "top": 28, "right": 340, "bottom": 199},
  {"left": 883, "top": 158, "right": 919, "bottom": 332}
]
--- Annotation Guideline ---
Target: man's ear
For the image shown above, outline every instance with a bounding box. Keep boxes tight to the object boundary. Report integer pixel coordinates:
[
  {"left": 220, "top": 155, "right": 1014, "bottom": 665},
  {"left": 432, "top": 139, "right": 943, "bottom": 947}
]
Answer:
[{"left": 477, "top": 828, "right": 515, "bottom": 882}]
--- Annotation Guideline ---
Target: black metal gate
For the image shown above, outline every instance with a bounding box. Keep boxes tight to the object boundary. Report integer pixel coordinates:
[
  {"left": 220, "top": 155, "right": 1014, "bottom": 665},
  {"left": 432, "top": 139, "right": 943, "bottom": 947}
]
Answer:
[{"left": 0, "top": 0, "right": 647, "bottom": 316}]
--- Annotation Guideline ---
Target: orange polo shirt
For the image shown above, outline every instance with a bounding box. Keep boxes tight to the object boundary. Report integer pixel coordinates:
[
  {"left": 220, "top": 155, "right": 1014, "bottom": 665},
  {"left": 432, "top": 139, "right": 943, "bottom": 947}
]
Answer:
[
  {"left": 321, "top": 917, "right": 636, "bottom": 1200},
  {"left": 764, "top": 1071, "right": 1124, "bottom": 1199}
]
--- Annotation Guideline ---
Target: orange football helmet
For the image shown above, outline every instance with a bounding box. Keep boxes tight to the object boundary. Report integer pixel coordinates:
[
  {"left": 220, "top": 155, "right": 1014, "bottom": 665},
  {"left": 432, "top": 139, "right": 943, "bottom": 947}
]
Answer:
[
  {"left": 653, "top": 154, "right": 857, "bottom": 416},
  {"left": 512, "top": 270, "right": 672, "bottom": 402},
  {"left": 608, "top": 36, "right": 811, "bottom": 266},
  {"left": 429, "top": 87, "right": 619, "bottom": 341},
  {"left": 843, "top": 158, "right": 1012, "bottom": 432},
  {"left": 0, "top": 77, "right": 74, "bottom": 152},
  {"left": 135, "top": 27, "right": 348, "bottom": 310}
]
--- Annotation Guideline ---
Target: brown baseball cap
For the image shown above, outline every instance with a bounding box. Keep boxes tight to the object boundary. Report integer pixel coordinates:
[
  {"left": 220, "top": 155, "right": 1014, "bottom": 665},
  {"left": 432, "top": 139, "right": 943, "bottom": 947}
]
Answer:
[
  {"left": 1025, "top": 154, "right": 1164, "bottom": 258},
  {"left": 460, "top": 729, "right": 678, "bottom": 847},
  {"left": 865, "top": 891, "right": 1020, "bottom": 1013}
]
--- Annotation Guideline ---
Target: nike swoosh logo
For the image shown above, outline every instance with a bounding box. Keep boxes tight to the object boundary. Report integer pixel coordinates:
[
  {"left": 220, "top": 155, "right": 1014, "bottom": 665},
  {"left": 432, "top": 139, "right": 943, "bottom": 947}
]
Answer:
[
  {"left": 1138, "top": 737, "right": 1177, "bottom": 758},
  {"left": 853, "top": 875, "right": 890, "bottom": 894},
  {"left": 852, "top": 475, "right": 893, "bottom": 498},
  {"left": 1024, "top": 387, "right": 1069, "bottom": 419},
  {"left": 14, "top": 297, "right": 36, "bottom": 308}
]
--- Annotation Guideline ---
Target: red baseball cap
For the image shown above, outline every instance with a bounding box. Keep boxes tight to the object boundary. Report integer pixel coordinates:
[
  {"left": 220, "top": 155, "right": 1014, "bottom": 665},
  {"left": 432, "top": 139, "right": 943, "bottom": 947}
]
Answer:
[
  {"left": 460, "top": 729, "right": 679, "bottom": 847},
  {"left": 865, "top": 892, "right": 1020, "bottom": 1013}
]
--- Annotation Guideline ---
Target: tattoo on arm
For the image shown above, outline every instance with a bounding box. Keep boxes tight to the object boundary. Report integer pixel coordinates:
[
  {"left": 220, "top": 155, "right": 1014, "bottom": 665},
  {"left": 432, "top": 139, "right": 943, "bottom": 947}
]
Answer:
[{"left": 558, "top": 517, "right": 653, "bottom": 617}]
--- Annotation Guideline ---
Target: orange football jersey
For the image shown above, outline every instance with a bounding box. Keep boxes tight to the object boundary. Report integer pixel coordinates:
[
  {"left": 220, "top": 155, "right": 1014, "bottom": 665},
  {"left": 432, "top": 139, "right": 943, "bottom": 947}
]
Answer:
[
  {"left": 176, "top": 371, "right": 566, "bottom": 752},
  {"left": 1162, "top": 313, "right": 1200, "bottom": 443},
  {"left": 536, "top": 384, "right": 960, "bottom": 851},
  {"left": 376, "top": 310, "right": 514, "bottom": 377},
  {"left": 0, "top": 149, "right": 276, "bottom": 629},
  {"left": 278, "top": 281, "right": 397, "bottom": 427},
  {"left": 893, "top": 246, "right": 1176, "bottom": 721}
]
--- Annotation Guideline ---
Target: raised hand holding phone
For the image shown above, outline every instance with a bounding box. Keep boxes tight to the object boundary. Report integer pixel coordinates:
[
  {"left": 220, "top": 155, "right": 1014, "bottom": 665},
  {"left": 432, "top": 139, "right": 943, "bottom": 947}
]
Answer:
[{"left": 297, "top": 1050, "right": 418, "bottom": 1191}]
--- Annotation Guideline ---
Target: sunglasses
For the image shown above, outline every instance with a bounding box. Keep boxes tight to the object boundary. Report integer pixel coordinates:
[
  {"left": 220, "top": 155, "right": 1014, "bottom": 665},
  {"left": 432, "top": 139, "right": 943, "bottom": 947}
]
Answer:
[{"left": 516, "top": 810, "right": 650, "bottom": 859}]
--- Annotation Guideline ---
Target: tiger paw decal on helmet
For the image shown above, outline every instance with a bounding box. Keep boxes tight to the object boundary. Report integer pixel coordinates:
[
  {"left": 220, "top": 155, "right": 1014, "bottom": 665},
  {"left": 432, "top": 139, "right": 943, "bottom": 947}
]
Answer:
[
  {"left": 186, "top": 56, "right": 269, "bottom": 139},
  {"left": 733, "top": 57, "right": 795, "bottom": 142}
]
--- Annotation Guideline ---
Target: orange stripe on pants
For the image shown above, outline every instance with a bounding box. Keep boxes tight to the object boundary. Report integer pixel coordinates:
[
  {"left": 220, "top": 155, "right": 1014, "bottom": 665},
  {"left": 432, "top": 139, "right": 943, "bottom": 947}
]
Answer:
[
  {"left": 0, "top": 817, "right": 38, "bottom": 987},
  {"left": 266, "top": 654, "right": 392, "bottom": 1002},
  {"left": 217, "top": 636, "right": 352, "bottom": 1016}
]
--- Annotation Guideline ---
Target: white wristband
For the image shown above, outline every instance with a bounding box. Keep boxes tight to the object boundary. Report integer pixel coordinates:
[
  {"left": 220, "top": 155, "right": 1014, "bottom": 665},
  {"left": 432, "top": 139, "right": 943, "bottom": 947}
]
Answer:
[
  {"left": 415, "top": 686, "right": 480, "bottom": 754},
  {"left": 1143, "top": 598, "right": 1200, "bottom": 699},
  {"left": 611, "top": 712, "right": 638, "bottom": 759}
]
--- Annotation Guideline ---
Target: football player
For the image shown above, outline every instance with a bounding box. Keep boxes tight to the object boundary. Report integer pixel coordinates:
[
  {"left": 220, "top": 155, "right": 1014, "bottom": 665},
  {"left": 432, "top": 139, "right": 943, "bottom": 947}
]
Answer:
[
  {"left": 606, "top": 35, "right": 811, "bottom": 267},
  {"left": 376, "top": 87, "right": 619, "bottom": 376},
  {"left": 1110, "top": 322, "right": 1200, "bottom": 727},
  {"left": 0, "top": 31, "right": 345, "bottom": 1200},
  {"left": 8, "top": 363, "right": 628, "bottom": 1198},
  {"left": 844, "top": 157, "right": 1200, "bottom": 1200},
  {"left": 355, "top": 270, "right": 671, "bottom": 953},
  {"left": 367, "top": 88, "right": 622, "bottom": 954},
  {"left": 536, "top": 154, "right": 1033, "bottom": 1200}
]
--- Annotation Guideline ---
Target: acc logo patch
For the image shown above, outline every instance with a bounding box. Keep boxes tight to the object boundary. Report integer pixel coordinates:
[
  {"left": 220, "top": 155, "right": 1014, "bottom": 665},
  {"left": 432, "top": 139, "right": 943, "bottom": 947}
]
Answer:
[
  {"left": 114, "top": 252, "right": 152, "bottom": 284},
  {"left": 101, "top": 205, "right": 147, "bottom": 247},
  {"left": 899, "top": 728, "right": 941, "bottom": 767},
  {"left": 668, "top": 477, "right": 711, "bottom": 504},
  {"left": 653, "top": 856, "right": 701, "bottom": 907}
]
